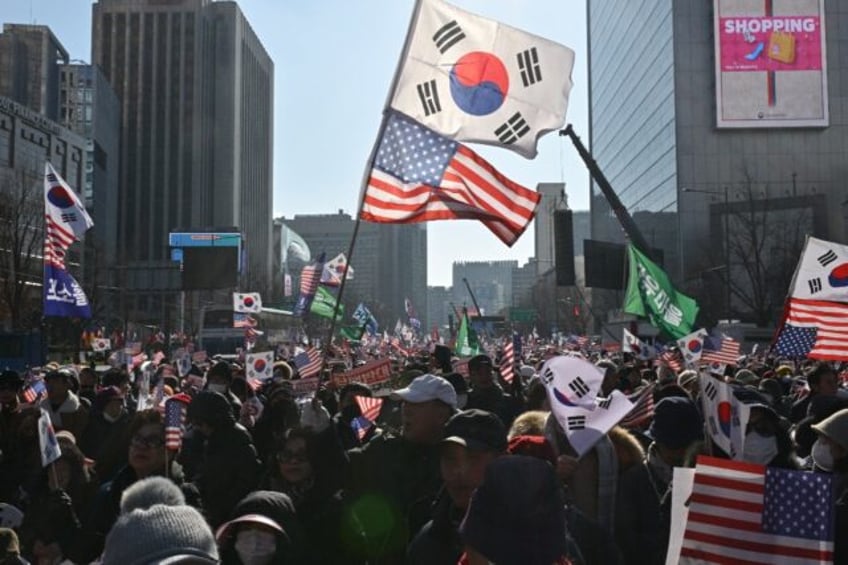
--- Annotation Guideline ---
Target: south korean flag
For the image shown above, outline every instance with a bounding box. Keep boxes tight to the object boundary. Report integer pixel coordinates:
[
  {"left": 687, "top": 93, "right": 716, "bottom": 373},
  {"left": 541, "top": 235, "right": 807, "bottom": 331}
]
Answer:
[
  {"left": 789, "top": 236, "right": 848, "bottom": 301},
  {"left": 390, "top": 0, "right": 575, "bottom": 159}
]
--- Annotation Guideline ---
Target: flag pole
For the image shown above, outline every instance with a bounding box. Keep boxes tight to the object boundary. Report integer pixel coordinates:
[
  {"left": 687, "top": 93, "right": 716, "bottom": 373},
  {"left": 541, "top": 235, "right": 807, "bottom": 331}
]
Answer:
[
  {"left": 320, "top": 0, "right": 425, "bottom": 372},
  {"left": 559, "top": 125, "right": 655, "bottom": 259}
]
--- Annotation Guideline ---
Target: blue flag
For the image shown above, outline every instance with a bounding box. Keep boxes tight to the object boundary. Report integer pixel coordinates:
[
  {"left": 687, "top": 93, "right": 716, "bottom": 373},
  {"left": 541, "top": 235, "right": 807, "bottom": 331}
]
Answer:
[
  {"left": 43, "top": 264, "right": 91, "bottom": 318},
  {"left": 353, "top": 303, "right": 379, "bottom": 335}
]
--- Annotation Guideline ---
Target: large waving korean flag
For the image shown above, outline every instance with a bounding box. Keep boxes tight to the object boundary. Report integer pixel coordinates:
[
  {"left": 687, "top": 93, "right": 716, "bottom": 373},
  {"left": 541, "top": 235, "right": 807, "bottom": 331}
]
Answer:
[{"left": 390, "top": 0, "right": 575, "bottom": 159}]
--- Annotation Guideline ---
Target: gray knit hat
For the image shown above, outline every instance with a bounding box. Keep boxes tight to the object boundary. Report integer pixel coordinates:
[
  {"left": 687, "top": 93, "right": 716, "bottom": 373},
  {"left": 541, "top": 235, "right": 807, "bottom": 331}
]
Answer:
[
  {"left": 101, "top": 504, "right": 218, "bottom": 565},
  {"left": 120, "top": 476, "right": 186, "bottom": 514}
]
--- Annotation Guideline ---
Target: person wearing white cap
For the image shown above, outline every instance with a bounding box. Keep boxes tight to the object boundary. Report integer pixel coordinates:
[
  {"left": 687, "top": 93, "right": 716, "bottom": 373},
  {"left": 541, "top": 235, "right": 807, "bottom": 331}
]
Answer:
[{"left": 344, "top": 374, "right": 457, "bottom": 563}]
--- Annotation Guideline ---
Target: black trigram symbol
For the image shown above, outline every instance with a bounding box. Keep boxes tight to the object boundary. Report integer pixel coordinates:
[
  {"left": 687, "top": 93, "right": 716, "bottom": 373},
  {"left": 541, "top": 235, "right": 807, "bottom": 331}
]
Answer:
[
  {"left": 432, "top": 20, "right": 465, "bottom": 54},
  {"left": 567, "top": 415, "right": 586, "bottom": 431},
  {"left": 705, "top": 381, "right": 717, "bottom": 401},
  {"left": 597, "top": 397, "right": 612, "bottom": 410},
  {"left": 416, "top": 80, "right": 442, "bottom": 116},
  {"left": 46, "top": 173, "right": 58, "bottom": 183},
  {"left": 517, "top": 47, "right": 542, "bottom": 87},
  {"left": 818, "top": 250, "right": 837, "bottom": 267},
  {"left": 495, "top": 112, "right": 530, "bottom": 145},
  {"left": 60, "top": 212, "right": 77, "bottom": 223},
  {"left": 808, "top": 277, "right": 822, "bottom": 294},
  {"left": 568, "top": 376, "right": 590, "bottom": 398}
]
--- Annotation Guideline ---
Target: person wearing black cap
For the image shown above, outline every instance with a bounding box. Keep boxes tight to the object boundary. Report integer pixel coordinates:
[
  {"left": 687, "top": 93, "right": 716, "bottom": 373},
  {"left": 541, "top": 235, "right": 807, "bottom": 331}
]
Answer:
[
  {"left": 615, "top": 397, "right": 704, "bottom": 565},
  {"left": 466, "top": 354, "right": 521, "bottom": 428},
  {"left": 41, "top": 369, "right": 89, "bottom": 442},
  {"left": 408, "top": 409, "right": 507, "bottom": 565}
]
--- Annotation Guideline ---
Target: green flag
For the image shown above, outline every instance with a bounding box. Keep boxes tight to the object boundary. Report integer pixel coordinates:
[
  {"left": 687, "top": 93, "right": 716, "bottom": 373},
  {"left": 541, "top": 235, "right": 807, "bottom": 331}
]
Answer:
[
  {"left": 339, "top": 325, "right": 365, "bottom": 342},
  {"left": 455, "top": 313, "right": 481, "bottom": 356},
  {"left": 310, "top": 286, "right": 344, "bottom": 320},
  {"left": 623, "top": 244, "right": 699, "bottom": 339}
]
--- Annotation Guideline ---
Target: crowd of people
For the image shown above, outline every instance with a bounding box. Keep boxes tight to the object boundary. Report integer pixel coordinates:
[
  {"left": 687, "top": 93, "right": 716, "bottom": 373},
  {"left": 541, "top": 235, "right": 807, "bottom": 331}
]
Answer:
[{"left": 0, "top": 340, "right": 846, "bottom": 564}]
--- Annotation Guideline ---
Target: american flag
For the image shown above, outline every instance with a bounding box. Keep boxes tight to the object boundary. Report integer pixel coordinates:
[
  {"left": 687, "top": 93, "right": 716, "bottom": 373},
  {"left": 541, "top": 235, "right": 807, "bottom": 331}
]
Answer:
[
  {"left": 351, "top": 416, "right": 373, "bottom": 442},
  {"left": 22, "top": 379, "right": 47, "bottom": 404},
  {"left": 774, "top": 298, "right": 848, "bottom": 360},
  {"left": 500, "top": 340, "right": 515, "bottom": 383},
  {"left": 360, "top": 111, "right": 541, "bottom": 247},
  {"left": 680, "top": 456, "right": 835, "bottom": 564},
  {"left": 618, "top": 384, "right": 655, "bottom": 429},
  {"left": 164, "top": 398, "right": 187, "bottom": 451},
  {"left": 657, "top": 349, "right": 683, "bottom": 373},
  {"left": 701, "top": 336, "right": 741, "bottom": 366},
  {"left": 233, "top": 313, "right": 258, "bottom": 328},
  {"left": 293, "top": 347, "right": 323, "bottom": 378},
  {"left": 355, "top": 395, "right": 383, "bottom": 422},
  {"left": 390, "top": 337, "right": 409, "bottom": 357}
]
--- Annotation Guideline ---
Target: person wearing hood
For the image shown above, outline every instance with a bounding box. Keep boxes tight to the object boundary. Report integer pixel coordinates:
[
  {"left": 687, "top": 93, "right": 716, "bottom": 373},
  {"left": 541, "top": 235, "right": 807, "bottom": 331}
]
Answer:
[
  {"left": 616, "top": 396, "right": 704, "bottom": 565},
  {"left": 205, "top": 361, "right": 243, "bottom": 420},
  {"left": 458, "top": 455, "right": 582, "bottom": 565},
  {"left": 216, "top": 491, "right": 307, "bottom": 565},
  {"left": 40, "top": 369, "right": 89, "bottom": 442},
  {"left": 733, "top": 387, "right": 796, "bottom": 469},
  {"left": 186, "top": 391, "right": 261, "bottom": 527},
  {"left": 80, "top": 386, "right": 132, "bottom": 483},
  {"left": 810, "top": 408, "right": 848, "bottom": 563}
]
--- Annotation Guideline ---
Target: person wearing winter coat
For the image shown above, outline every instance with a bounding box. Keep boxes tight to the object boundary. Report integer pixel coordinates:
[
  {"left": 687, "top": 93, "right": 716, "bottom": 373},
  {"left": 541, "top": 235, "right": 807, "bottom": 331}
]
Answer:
[{"left": 185, "top": 391, "right": 261, "bottom": 527}]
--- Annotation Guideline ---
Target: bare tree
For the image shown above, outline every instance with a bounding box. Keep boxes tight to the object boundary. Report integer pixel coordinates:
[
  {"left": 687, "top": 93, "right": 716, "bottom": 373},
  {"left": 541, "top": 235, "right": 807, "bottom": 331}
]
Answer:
[
  {"left": 0, "top": 167, "right": 44, "bottom": 330},
  {"left": 723, "top": 175, "right": 810, "bottom": 326}
]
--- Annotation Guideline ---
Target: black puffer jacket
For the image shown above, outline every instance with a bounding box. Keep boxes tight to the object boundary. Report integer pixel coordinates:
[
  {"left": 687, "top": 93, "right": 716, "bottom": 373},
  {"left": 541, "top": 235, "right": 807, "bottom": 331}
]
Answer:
[{"left": 186, "top": 392, "right": 261, "bottom": 527}]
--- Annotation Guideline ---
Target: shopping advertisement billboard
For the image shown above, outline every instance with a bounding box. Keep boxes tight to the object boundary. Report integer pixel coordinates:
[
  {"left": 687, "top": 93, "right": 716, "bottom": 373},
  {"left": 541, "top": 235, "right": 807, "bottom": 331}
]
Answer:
[{"left": 714, "top": 0, "right": 828, "bottom": 128}]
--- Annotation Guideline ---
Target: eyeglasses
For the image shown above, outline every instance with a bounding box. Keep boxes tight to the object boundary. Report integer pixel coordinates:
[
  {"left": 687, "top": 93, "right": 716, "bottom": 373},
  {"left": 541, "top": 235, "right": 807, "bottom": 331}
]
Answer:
[
  {"left": 276, "top": 450, "right": 308, "bottom": 463},
  {"left": 131, "top": 434, "right": 164, "bottom": 448}
]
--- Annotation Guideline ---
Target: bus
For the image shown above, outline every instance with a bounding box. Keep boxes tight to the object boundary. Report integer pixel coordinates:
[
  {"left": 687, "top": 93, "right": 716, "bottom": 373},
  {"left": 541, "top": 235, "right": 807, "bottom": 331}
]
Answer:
[{"left": 196, "top": 305, "right": 301, "bottom": 355}]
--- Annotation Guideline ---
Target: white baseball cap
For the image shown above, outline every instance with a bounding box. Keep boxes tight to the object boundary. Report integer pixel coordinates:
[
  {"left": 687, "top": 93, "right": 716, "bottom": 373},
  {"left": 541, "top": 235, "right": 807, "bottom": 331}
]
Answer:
[{"left": 391, "top": 374, "right": 457, "bottom": 408}]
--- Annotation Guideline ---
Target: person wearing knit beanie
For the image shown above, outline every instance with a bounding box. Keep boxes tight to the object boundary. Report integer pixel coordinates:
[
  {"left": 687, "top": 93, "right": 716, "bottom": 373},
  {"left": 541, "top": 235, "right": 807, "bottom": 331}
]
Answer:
[
  {"left": 119, "top": 476, "right": 186, "bottom": 514},
  {"left": 101, "top": 504, "right": 218, "bottom": 565}
]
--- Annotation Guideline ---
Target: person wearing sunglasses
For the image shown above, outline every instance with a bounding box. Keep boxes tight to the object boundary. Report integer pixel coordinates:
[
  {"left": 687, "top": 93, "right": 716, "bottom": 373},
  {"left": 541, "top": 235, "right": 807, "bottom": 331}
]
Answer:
[
  {"left": 75, "top": 409, "right": 189, "bottom": 563},
  {"left": 260, "top": 427, "right": 347, "bottom": 564}
]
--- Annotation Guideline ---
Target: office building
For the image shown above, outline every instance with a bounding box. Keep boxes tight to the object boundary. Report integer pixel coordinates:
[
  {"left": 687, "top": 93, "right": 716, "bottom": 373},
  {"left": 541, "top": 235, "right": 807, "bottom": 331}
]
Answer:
[
  {"left": 92, "top": 0, "right": 273, "bottom": 321},
  {"left": 0, "top": 95, "right": 88, "bottom": 326},
  {"left": 587, "top": 0, "right": 840, "bottom": 324},
  {"left": 280, "top": 212, "right": 427, "bottom": 324},
  {"left": 452, "top": 260, "right": 518, "bottom": 317},
  {"left": 0, "top": 24, "right": 68, "bottom": 121},
  {"left": 534, "top": 182, "right": 566, "bottom": 277},
  {"left": 59, "top": 63, "right": 121, "bottom": 286}
]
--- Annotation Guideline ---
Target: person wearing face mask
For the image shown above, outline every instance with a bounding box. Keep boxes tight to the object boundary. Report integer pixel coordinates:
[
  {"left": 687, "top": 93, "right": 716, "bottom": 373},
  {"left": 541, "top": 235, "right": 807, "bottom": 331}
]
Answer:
[
  {"left": 216, "top": 491, "right": 307, "bottom": 565},
  {"left": 81, "top": 386, "right": 132, "bottom": 483},
  {"left": 735, "top": 388, "right": 796, "bottom": 469},
  {"left": 809, "top": 408, "right": 848, "bottom": 564},
  {"left": 205, "top": 361, "right": 243, "bottom": 420}
]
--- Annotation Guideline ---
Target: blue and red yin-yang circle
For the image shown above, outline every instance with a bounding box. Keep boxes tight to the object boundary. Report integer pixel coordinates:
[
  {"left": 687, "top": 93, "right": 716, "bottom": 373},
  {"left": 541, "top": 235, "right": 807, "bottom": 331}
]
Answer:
[
  {"left": 829, "top": 263, "right": 848, "bottom": 288},
  {"left": 243, "top": 297, "right": 255, "bottom": 308},
  {"left": 47, "top": 186, "right": 75, "bottom": 208},
  {"left": 449, "top": 51, "right": 509, "bottom": 116},
  {"left": 254, "top": 359, "right": 266, "bottom": 373}
]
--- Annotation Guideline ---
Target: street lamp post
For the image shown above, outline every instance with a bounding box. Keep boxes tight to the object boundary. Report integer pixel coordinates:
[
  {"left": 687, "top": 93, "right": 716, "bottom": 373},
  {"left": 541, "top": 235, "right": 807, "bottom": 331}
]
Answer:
[{"left": 682, "top": 187, "right": 731, "bottom": 322}]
